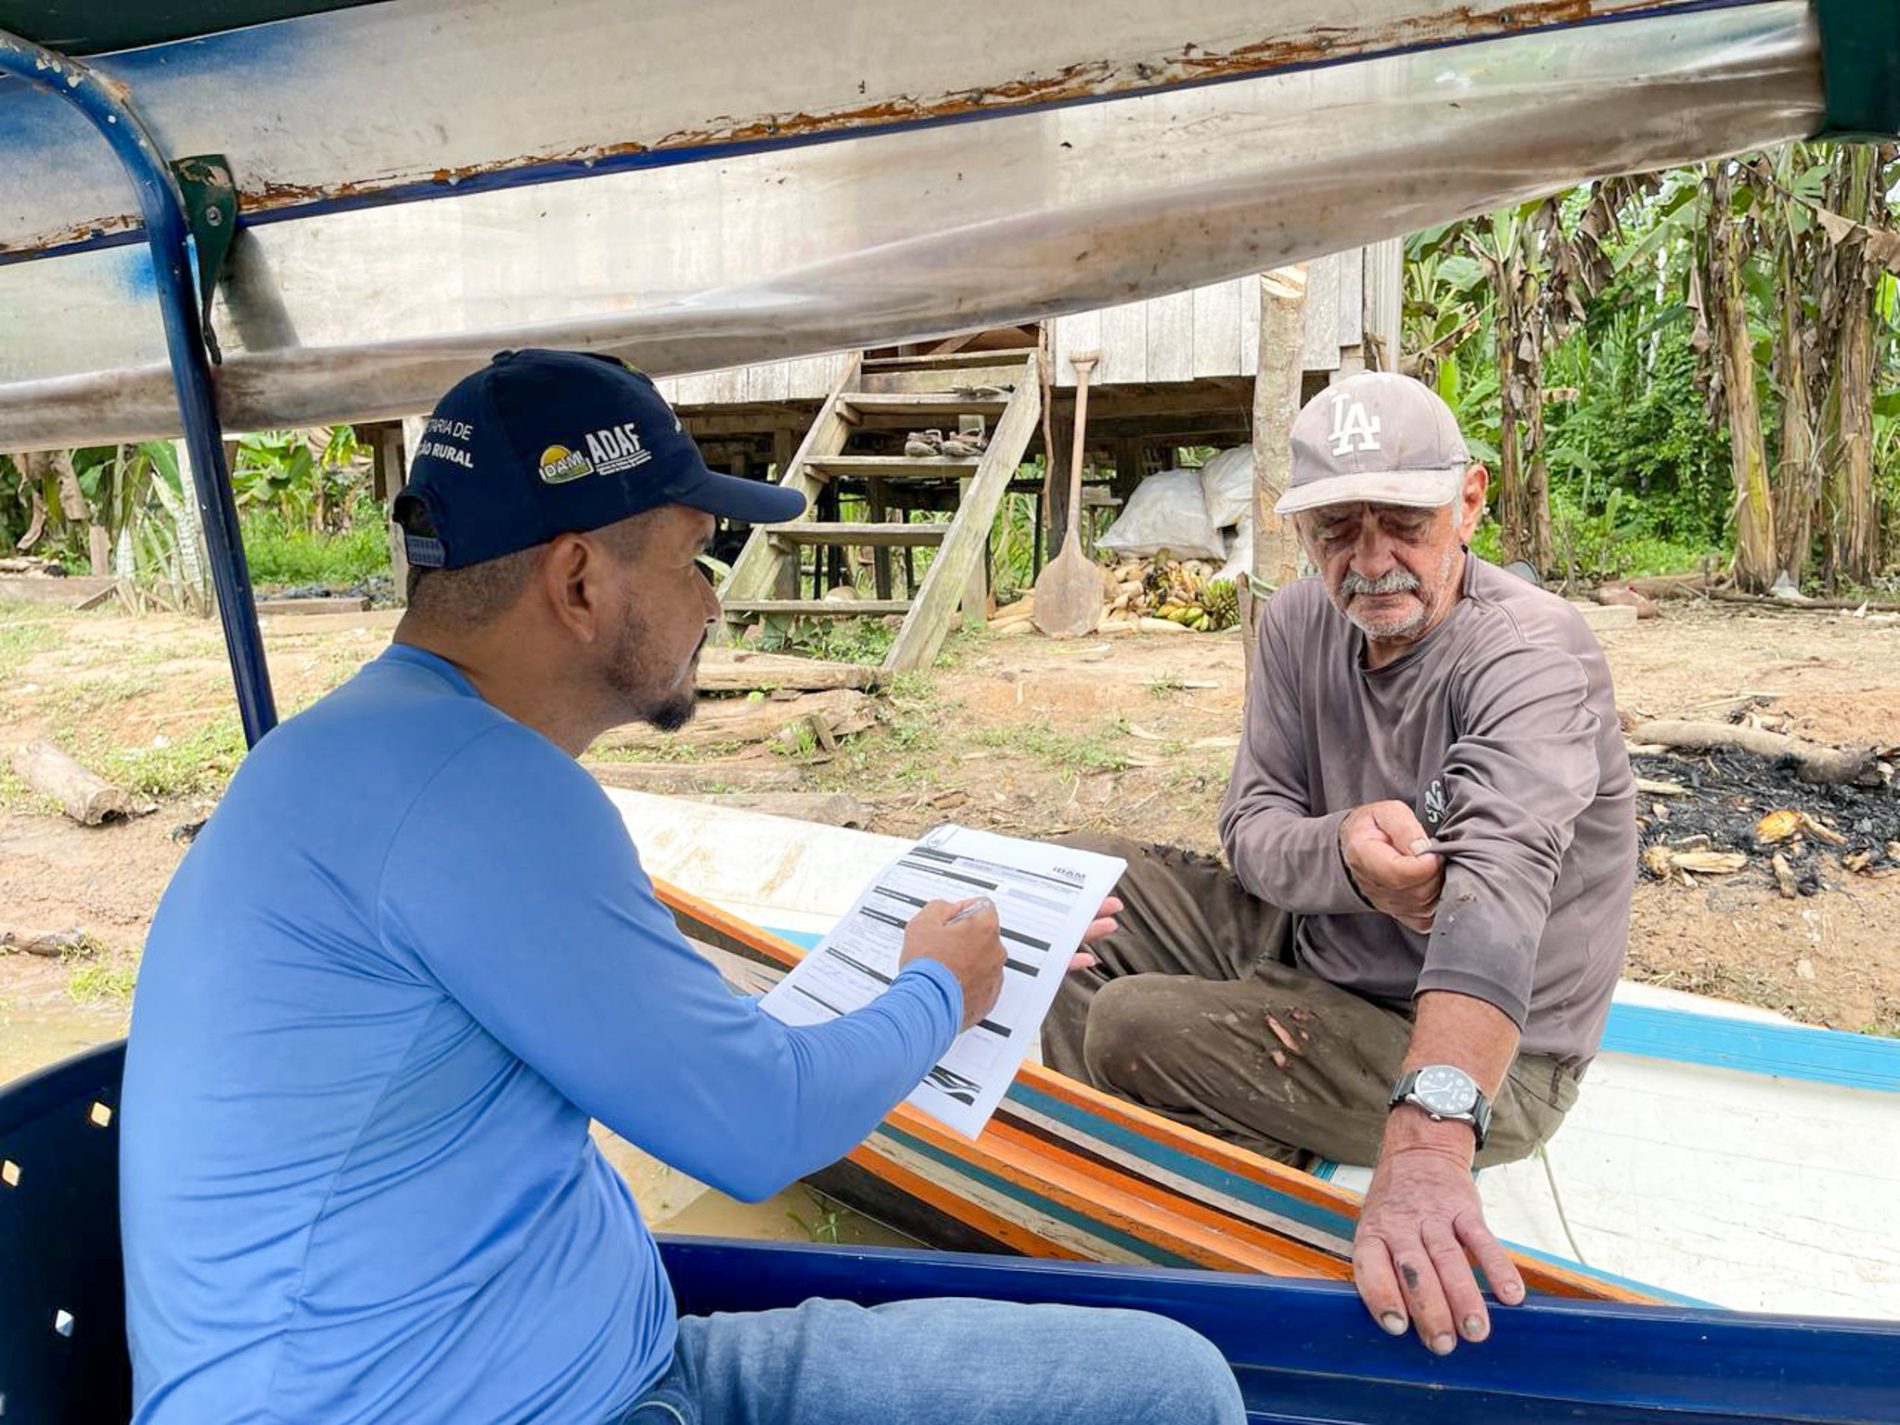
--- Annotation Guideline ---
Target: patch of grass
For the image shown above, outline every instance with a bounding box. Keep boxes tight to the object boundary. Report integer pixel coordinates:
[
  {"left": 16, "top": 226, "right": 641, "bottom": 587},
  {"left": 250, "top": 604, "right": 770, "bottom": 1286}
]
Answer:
[
  {"left": 0, "top": 617, "right": 58, "bottom": 677},
  {"left": 784, "top": 618, "right": 897, "bottom": 666},
  {"left": 974, "top": 718, "right": 1134, "bottom": 774},
  {"left": 1145, "top": 674, "right": 1187, "bottom": 698},
  {"left": 931, "top": 626, "right": 986, "bottom": 670},
  {"left": 128, "top": 639, "right": 217, "bottom": 667},
  {"left": 786, "top": 1188, "right": 843, "bottom": 1244},
  {"left": 769, "top": 721, "right": 822, "bottom": 761},
  {"left": 33, "top": 673, "right": 162, "bottom": 732},
  {"left": 587, "top": 739, "right": 747, "bottom": 764},
  {"left": 812, "top": 678, "right": 945, "bottom": 792},
  {"left": 96, "top": 718, "right": 246, "bottom": 799},
  {"left": 241, "top": 511, "right": 391, "bottom": 587},
  {"left": 67, "top": 963, "right": 137, "bottom": 1004}
]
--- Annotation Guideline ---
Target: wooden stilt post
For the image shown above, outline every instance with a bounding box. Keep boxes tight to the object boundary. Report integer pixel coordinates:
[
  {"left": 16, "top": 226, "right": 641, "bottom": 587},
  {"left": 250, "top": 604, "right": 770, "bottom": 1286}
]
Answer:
[{"left": 1246, "top": 266, "right": 1309, "bottom": 695}]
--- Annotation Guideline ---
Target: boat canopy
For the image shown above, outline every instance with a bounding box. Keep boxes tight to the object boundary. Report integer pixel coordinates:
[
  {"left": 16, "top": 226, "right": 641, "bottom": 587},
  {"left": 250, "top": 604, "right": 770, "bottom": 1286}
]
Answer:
[
  {"left": 0, "top": 1, "right": 1895, "bottom": 740},
  {"left": 1, "top": 0, "right": 1892, "bottom": 450}
]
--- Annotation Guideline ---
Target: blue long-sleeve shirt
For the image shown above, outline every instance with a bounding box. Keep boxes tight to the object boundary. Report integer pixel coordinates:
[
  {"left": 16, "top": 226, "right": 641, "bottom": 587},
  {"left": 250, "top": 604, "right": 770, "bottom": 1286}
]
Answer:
[{"left": 119, "top": 643, "right": 960, "bottom": 1424}]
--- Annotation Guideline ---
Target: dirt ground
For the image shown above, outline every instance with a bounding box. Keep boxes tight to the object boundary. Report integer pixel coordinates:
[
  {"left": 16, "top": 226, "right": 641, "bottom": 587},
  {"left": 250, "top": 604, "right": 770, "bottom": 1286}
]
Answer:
[{"left": 3, "top": 595, "right": 1898, "bottom": 1095}]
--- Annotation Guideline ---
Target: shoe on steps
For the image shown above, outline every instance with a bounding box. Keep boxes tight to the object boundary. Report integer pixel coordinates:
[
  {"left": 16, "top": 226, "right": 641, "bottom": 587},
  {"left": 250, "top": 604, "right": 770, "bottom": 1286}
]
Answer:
[{"left": 904, "top": 429, "right": 944, "bottom": 457}]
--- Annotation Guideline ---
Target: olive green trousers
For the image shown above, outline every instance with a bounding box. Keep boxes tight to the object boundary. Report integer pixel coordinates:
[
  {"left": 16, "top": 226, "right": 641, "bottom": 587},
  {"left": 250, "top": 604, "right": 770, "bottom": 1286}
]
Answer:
[{"left": 1040, "top": 833, "right": 1578, "bottom": 1168}]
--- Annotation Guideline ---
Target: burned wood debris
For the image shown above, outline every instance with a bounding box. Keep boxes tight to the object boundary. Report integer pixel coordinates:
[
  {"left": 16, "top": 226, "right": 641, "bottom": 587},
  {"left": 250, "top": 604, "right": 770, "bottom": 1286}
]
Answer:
[{"left": 1631, "top": 745, "right": 1899, "bottom": 896}]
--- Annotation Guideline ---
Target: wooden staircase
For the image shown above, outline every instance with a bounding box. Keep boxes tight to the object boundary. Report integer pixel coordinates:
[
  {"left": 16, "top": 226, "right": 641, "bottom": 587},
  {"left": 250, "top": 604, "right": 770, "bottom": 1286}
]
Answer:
[{"left": 718, "top": 349, "right": 1041, "bottom": 673}]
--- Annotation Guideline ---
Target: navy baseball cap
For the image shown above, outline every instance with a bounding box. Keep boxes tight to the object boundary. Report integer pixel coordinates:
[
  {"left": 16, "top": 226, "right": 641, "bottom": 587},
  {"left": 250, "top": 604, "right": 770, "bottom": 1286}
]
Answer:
[{"left": 395, "top": 349, "right": 807, "bottom": 569}]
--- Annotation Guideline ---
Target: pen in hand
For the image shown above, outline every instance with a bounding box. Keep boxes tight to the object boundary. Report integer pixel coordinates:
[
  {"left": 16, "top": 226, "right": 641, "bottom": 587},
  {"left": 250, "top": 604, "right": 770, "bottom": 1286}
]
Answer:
[{"left": 945, "top": 896, "right": 995, "bottom": 926}]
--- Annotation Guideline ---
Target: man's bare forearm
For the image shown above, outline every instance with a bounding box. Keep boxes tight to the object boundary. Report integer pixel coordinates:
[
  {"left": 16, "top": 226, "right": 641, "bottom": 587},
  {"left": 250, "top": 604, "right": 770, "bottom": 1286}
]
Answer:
[{"left": 1383, "top": 991, "right": 1519, "bottom": 1158}]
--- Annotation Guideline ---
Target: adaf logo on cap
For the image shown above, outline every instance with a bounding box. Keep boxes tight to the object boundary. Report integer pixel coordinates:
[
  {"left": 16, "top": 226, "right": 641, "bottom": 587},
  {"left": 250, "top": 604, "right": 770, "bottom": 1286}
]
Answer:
[{"left": 538, "top": 445, "right": 595, "bottom": 484}]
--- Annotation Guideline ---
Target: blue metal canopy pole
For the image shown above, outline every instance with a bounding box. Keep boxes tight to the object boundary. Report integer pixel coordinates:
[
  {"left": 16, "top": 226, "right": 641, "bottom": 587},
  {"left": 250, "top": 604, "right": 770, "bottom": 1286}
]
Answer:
[{"left": 0, "top": 29, "right": 278, "bottom": 745}]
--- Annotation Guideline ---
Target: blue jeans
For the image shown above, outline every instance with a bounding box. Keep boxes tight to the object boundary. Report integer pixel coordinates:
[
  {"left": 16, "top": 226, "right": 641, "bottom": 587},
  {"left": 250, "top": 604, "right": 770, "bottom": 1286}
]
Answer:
[{"left": 620, "top": 1296, "right": 1243, "bottom": 1424}]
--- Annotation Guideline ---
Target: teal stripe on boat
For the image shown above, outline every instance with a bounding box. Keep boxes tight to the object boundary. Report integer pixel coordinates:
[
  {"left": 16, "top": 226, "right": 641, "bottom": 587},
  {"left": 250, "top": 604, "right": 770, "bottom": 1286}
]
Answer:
[
  {"left": 1004, "top": 1080, "right": 1355, "bottom": 1246},
  {"left": 763, "top": 924, "right": 1899, "bottom": 1092},
  {"left": 1599, "top": 1003, "right": 1900, "bottom": 1093},
  {"left": 875, "top": 1122, "right": 1202, "bottom": 1270}
]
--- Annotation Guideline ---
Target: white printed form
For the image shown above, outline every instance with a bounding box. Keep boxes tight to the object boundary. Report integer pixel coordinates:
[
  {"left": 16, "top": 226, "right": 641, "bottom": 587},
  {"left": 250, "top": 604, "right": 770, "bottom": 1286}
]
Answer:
[{"left": 759, "top": 825, "right": 1125, "bottom": 1137}]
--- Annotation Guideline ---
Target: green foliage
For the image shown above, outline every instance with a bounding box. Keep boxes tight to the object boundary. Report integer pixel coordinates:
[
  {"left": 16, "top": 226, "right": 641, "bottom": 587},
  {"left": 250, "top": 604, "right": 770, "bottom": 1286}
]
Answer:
[
  {"left": 67, "top": 962, "right": 137, "bottom": 1004},
  {"left": 1542, "top": 322, "right": 1733, "bottom": 549},
  {"left": 973, "top": 718, "right": 1133, "bottom": 774},
  {"left": 783, "top": 617, "right": 896, "bottom": 665},
  {"left": 97, "top": 719, "right": 246, "bottom": 799},
  {"left": 786, "top": 1188, "right": 843, "bottom": 1243},
  {"left": 1406, "top": 168, "right": 1832, "bottom": 580},
  {"left": 241, "top": 499, "right": 391, "bottom": 586},
  {"left": 231, "top": 428, "right": 368, "bottom": 529},
  {"left": 0, "top": 617, "right": 57, "bottom": 678}
]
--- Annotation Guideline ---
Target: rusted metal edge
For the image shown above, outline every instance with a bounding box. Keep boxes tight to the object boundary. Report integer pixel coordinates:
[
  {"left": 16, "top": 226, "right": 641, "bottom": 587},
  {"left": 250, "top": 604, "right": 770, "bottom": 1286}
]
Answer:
[{"left": 0, "top": 0, "right": 1687, "bottom": 260}]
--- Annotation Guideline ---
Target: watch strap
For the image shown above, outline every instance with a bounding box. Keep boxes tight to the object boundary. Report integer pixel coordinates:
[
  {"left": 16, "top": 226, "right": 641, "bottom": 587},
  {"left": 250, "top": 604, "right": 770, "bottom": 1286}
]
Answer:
[{"left": 1387, "top": 1066, "right": 1491, "bottom": 1150}]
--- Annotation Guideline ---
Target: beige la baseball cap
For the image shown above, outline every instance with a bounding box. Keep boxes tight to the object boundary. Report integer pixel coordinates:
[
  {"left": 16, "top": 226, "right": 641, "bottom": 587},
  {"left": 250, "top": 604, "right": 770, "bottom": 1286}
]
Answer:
[{"left": 1274, "top": 372, "right": 1471, "bottom": 515}]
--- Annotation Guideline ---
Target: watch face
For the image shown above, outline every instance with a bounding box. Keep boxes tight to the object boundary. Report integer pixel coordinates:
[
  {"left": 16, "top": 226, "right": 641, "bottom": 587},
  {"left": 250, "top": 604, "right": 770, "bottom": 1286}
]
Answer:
[{"left": 1413, "top": 1065, "right": 1478, "bottom": 1116}]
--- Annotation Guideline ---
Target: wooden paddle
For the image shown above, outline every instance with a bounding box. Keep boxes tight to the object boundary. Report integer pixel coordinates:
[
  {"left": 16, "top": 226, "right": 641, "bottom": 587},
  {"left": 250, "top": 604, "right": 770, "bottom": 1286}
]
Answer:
[{"left": 1032, "top": 350, "right": 1102, "bottom": 637}]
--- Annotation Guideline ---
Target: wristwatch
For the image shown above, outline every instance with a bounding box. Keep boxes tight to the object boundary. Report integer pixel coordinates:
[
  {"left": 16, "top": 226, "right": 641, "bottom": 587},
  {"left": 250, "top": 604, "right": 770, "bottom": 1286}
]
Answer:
[{"left": 1388, "top": 1064, "right": 1492, "bottom": 1149}]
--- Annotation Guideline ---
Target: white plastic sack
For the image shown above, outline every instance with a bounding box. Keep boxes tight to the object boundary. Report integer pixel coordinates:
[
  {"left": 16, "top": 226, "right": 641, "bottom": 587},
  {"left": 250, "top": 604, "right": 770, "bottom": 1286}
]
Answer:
[
  {"left": 1198, "top": 446, "right": 1254, "bottom": 531},
  {"left": 1097, "top": 470, "right": 1227, "bottom": 561},
  {"left": 1215, "top": 512, "right": 1253, "bottom": 585}
]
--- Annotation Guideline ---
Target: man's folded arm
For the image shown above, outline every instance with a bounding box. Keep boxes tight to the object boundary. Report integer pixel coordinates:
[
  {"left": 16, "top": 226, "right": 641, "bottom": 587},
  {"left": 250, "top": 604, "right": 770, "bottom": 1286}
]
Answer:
[
  {"left": 377, "top": 725, "right": 961, "bottom": 1202},
  {"left": 1218, "top": 600, "right": 1374, "bottom": 914},
  {"left": 1420, "top": 643, "right": 1600, "bottom": 1024}
]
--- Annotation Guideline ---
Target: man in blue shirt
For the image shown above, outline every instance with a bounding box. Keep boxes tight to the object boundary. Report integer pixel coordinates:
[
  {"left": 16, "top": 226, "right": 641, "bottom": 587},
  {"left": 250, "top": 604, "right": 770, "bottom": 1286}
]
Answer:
[{"left": 120, "top": 350, "right": 1242, "bottom": 1424}]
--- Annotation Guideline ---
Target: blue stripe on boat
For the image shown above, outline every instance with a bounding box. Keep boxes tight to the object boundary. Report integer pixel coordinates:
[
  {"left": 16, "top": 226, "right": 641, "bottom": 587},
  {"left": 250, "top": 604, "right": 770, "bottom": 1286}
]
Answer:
[
  {"left": 1598, "top": 1002, "right": 1900, "bottom": 1093},
  {"left": 763, "top": 924, "right": 1900, "bottom": 1092}
]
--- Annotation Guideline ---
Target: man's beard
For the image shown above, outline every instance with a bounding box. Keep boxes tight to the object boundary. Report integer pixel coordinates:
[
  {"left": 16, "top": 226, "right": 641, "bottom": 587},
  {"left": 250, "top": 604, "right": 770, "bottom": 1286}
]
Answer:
[
  {"left": 1334, "top": 546, "right": 1455, "bottom": 640},
  {"left": 605, "top": 613, "right": 703, "bottom": 733}
]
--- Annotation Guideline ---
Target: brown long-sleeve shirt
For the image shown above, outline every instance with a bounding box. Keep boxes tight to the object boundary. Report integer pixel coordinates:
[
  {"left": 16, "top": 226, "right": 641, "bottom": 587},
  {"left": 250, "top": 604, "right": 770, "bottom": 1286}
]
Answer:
[{"left": 1217, "top": 556, "right": 1635, "bottom": 1067}]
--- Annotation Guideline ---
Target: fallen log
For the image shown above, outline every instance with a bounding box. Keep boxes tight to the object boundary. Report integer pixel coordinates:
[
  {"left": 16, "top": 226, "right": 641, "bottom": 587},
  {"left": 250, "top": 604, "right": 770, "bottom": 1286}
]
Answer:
[
  {"left": 254, "top": 595, "right": 371, "bottom": 615},
  {"left": 1593, "top": 586, "right": 1660, "bottom": 619},
  {"left": 0, "top": 574, "right": 115, "bottom": 605},
  {"left": 1625, "top": 572, "right": 1713, "bottom": 600},
  {"left": 592, "top": 689, "right": 876, "bottom": 754},
  {"left": 1627, "top": 720, "right": 1878, "bottom": 786},
  {"left": 695, "top": 650, "right": 883, "bottom": 694},
  {"left": 1707, "top": 589, "right": 1900, "bottom": 614},
  {"left": 10, "top": 740, "right": 133, "bottom": 824},
  {"left": 0, "top": 927, "right": 90, "bottom": 957}
]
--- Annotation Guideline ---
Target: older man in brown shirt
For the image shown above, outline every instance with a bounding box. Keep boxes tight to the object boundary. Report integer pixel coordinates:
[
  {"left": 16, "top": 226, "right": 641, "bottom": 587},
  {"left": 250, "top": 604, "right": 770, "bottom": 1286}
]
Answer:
[{"left": 1044, "top": 371, "right": 1635, "bottom": 1357}]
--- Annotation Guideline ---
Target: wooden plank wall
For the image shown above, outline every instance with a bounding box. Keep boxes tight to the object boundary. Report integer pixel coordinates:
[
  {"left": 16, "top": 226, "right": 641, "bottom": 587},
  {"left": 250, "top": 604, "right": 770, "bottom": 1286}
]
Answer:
[
  {"left": 1048, "top": 247, "right": 1394, "bottom": 387},
  {"left": 658, "top": 352, "right": 855, "bottom": 407},
  {"left": 655, "top": 243, "right": 1398, "bottom": 402}
]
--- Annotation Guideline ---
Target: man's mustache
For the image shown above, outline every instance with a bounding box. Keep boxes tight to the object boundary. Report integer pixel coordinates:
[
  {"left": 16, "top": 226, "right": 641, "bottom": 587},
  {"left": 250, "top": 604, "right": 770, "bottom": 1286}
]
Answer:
[{"left": 1339, "top": 568, "right": 1421, "bottom": 598}]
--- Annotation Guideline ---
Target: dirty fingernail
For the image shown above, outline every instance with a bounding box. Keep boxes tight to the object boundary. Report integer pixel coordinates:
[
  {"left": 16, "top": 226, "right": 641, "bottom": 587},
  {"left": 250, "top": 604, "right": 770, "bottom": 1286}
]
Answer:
[
  {"left": 1379, "top": 1312, "right": 1407, "bottom": 1336},
  {"left": 1430, "top": 1334, "right": 1456, "bottom": 1356},
  {"left": 1462, "top": 1315, "right": 1487, "bottom": 1341},
  {"left": 1500, "top": 1282, "right": 1525, "bottom": 1305}
]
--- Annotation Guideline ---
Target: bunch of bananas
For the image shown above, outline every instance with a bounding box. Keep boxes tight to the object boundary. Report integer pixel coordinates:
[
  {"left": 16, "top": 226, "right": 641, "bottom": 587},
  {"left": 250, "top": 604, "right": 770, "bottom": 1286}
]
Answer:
[{"left": 1105, "top": 552, "right": 1239, "bottom": 631}]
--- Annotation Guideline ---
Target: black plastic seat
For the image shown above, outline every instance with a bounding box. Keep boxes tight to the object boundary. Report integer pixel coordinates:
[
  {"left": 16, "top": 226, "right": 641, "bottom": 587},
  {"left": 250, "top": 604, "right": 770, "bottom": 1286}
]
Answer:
[{"left": 0, "top": 1039, "right": 133, "bottom": 1423}]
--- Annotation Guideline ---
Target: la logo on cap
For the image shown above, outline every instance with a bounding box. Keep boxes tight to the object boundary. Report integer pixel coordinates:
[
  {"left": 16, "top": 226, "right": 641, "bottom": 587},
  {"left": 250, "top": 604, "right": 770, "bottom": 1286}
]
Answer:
[{"left": 1328, "top": 391, "right": 1381, "bottom": 456}]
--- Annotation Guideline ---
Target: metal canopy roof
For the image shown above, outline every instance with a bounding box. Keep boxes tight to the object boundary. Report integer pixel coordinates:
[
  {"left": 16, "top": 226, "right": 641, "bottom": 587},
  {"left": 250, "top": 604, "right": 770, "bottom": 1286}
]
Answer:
[{"left": 0, "top": 0, "right": 377, "bottom": 56}]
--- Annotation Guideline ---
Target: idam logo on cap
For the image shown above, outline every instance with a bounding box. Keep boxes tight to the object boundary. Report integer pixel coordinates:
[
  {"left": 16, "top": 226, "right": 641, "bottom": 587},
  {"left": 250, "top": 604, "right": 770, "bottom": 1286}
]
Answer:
[{"left": 539, "top": 445, "right": 595, "bottom": 484}]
